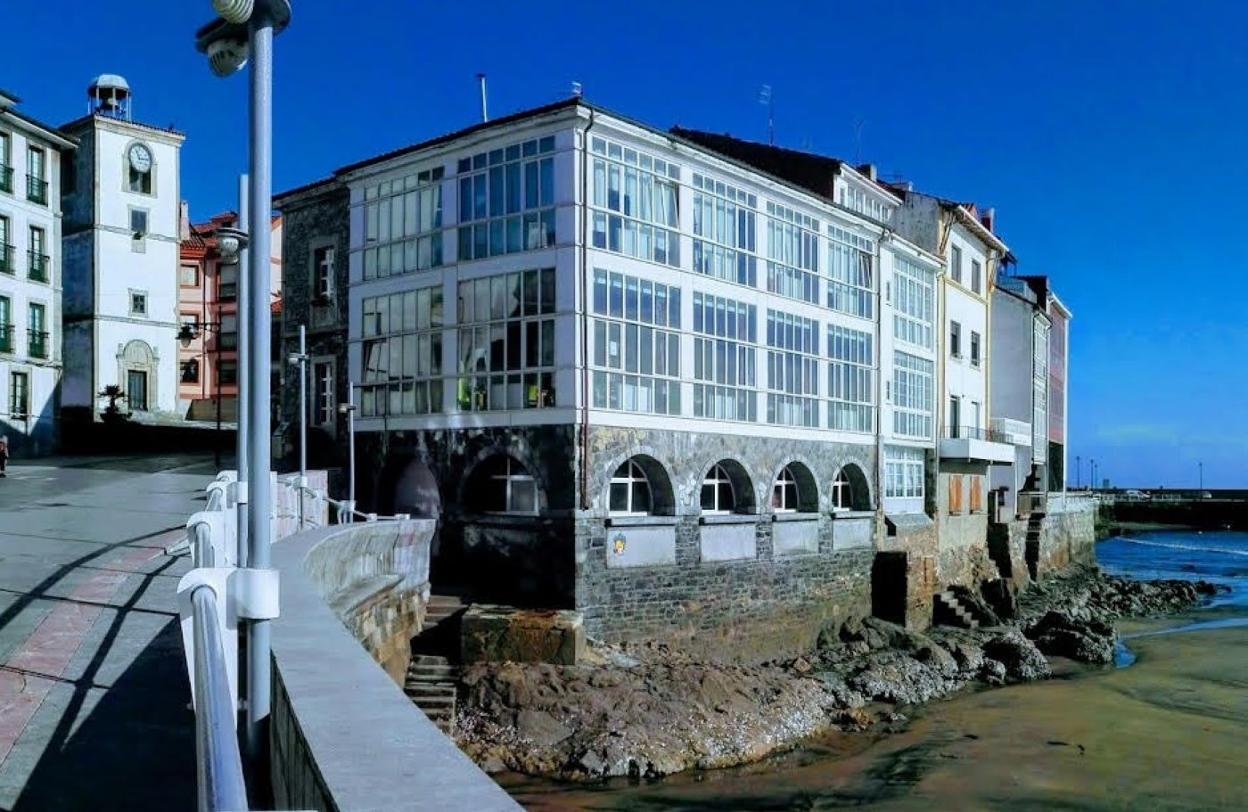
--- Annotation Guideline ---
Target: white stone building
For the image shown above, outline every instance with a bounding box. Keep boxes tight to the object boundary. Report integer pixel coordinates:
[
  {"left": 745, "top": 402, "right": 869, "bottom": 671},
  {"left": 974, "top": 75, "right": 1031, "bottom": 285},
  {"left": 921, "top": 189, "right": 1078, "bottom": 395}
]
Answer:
[
  {"left": 0, "top": 89, "right": 75, "bottom": 455},
  {"left": 60, "top": 76, "right": 184, "bottom": 419}
]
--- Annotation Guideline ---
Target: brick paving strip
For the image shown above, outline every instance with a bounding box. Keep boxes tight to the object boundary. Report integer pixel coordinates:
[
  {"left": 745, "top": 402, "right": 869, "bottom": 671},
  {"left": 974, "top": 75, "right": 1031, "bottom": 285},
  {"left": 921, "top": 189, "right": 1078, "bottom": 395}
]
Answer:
[{"left": 0, "top": 528, "right": 186, "bottom": 765}]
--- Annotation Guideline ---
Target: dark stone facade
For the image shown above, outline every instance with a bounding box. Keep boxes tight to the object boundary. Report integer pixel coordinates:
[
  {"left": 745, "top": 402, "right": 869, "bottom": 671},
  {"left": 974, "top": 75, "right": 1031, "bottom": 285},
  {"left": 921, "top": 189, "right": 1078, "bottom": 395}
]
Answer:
[{"left": 274, "top": 180, "right": 351, "bottom": 472}]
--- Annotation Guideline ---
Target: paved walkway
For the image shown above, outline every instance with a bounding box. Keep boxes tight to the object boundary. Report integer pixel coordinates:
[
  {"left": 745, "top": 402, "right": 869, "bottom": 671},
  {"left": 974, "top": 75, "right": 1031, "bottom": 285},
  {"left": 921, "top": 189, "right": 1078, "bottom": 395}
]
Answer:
[{"left": 0, "top": 454, "right": 217, "bottom": 811}]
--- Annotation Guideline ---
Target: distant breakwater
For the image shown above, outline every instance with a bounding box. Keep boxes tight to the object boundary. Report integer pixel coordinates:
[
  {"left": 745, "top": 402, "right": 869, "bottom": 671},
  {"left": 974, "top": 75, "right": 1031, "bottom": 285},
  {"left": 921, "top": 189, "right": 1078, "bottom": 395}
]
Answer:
[{"left": 1100, "top": 497, "right": 1248, "bottom": 536}]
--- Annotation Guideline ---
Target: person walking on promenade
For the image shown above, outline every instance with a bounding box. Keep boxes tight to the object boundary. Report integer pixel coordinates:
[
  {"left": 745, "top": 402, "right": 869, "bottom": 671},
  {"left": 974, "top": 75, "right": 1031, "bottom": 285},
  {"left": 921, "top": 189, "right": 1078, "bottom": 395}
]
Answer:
[{"left": 0, "top": 436, "right": 8, "bottom": 478}]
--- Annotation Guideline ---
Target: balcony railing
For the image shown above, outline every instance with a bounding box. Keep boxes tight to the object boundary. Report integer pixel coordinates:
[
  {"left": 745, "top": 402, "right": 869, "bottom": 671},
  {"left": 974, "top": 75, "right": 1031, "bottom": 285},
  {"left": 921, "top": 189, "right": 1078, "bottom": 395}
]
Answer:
[
  {"left": 27, "top": 176, "right": 48, "bottom": 205},
  {"left": 0, "top": 165, "right": 12, "bottom": 194},
  {"left": 28, "top": 330, "right": 48, "bottom": 359},
  {"left": 0, "top": 324, "right": 13, "bottom": 354},
  {"left": 943, "top": 425, "right": 1009, "bottom": 443},
  {"left": 0, "top": 244, "right": 14, "bottom": 275},
  {"left": 28, "top": 251, "right": 49, "bottom": 282}
]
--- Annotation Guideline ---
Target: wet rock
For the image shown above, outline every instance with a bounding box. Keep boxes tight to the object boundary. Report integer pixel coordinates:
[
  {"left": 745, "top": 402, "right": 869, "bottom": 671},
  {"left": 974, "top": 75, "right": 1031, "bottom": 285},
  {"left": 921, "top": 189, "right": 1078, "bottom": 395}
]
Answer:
[
  {"left": 982, "top": 630, "right": 1051, "bottom": 681},
  {"left": 1025, "top": 610, "right": 1115, "bottom": 664}
]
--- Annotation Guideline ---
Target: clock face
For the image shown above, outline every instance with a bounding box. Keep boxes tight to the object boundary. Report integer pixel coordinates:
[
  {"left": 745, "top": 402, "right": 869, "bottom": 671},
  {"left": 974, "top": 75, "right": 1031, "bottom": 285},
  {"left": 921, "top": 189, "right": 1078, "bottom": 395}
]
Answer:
[{"left": 129, "top": 144, "right": 152, "bottom": 173}]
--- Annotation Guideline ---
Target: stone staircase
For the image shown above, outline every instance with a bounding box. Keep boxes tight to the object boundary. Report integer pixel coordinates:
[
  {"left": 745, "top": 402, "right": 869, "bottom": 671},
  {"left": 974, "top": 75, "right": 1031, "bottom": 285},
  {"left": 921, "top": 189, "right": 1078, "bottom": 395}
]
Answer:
[
  {"left": 403, "top": 592, "right": 468, "bottom": 735},
  {"left": 934, "top": 588, "right": 998, "bottom": 629}
]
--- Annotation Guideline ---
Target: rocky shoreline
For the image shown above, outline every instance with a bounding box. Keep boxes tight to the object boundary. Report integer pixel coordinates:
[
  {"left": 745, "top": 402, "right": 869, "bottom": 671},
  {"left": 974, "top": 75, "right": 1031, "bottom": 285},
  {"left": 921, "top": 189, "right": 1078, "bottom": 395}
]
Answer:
[{"left": 454, "top": 566, "right": 1223, "bottom": 781}]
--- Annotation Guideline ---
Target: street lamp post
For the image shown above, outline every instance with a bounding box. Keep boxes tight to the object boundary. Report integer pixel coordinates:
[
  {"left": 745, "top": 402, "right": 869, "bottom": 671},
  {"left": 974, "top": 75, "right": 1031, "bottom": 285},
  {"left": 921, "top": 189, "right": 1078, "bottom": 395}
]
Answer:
[
  {"left": 287, "top": 324, "right": 308, "bottom": 526},
  {"left": 339, "top": 383, "right": 356, "bottom": 522},
  {"left": 1075, "top": 455, "right": 1081, "bottom": 490},
  {"left": 195, "top": 0, "right": 290, "bottom": 778}
]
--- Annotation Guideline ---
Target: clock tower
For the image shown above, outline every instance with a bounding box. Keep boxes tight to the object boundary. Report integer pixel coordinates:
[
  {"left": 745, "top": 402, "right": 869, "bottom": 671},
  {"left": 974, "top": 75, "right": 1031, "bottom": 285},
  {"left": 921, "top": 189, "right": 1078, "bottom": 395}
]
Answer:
[{"left": 60, "top": 76, "right": 186, "bottom": 421}]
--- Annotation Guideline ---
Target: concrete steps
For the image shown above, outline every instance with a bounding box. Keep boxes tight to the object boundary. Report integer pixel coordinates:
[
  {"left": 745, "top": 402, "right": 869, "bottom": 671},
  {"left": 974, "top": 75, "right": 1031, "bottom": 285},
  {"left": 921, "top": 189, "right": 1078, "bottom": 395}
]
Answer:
[
  {"left": 935, "top": 590, "right": 982, "bottom": 629},
  {"left": 403, "top": 592, "right": 470, "bottom": 734},
  {"left": 404, "top": 653, "right": 458, "bottom": 734}
]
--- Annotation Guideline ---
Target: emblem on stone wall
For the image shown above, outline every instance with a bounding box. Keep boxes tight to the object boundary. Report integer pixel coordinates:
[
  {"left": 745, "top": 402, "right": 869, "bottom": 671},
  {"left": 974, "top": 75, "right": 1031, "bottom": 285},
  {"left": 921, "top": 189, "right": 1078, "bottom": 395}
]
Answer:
[{"left": 612, "top": 532, "right": 627, "bottom": 555}]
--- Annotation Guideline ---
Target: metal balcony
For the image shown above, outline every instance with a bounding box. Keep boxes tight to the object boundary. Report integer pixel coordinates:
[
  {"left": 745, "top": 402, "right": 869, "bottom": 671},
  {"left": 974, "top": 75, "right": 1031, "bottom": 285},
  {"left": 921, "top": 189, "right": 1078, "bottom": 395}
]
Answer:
[
  {"left": 28, "top": 330, "right": 49, "bottom": 360},
  {"left": 27, "top": 176, "right": 48, "bottom": 205},
  {"left": 28, "top": 251, "right": 49, "bottom": 282}
]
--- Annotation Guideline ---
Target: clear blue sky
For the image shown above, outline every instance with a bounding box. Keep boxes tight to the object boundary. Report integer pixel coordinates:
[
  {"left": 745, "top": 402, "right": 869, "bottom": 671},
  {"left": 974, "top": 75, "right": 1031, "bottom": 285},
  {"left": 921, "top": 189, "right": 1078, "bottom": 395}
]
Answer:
[{"left": 4, "top": 1, "right": 1245, "bottom": 487}]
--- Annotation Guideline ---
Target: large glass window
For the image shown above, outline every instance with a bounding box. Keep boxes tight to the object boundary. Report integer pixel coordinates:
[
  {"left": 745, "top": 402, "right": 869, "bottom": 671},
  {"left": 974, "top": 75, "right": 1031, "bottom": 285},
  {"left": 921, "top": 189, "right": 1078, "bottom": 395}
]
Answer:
[
  {"left": 827, "top": 324, "right": 874, "bottom": 433},
  {"left": 827, "top": 225, "right": 873, "bottom": 319},
  {"left": 692, "top": 292, "right": 756, "bottom": 422},
  {"left": 893, "top": 351, "right": 934, "bottom": 439},
  {"left": 457, "top": 269, "right": 555, "bottom": 411},
  {"left": 590, "top": 136, "right": 680, "bottom": 267},
  {"left": 885, "top": 446, "right": 925, "bottom": 500},
  {"left": 591, "top": 269, "right": 680, "bottom": 415},
  {"left": 691, "top": 173, "right": 757, "bottom": 286},
  {"left": 893, "top": 255, "right": 935, "bottom": 349},
  {"left": 363, "top": 167, "right": 444, "bottom": 279},
  {"left": 765, "top": 202, "right": 819, "bottom": 304},
  {"left": 766, "top": 309, "right": 819, "bottom": 427},
  {"left": 360, "top": 285, "right": 445, "bottom": 416},
  {"left": 457, "top": 137, "right": 556, "bottom": 262}
]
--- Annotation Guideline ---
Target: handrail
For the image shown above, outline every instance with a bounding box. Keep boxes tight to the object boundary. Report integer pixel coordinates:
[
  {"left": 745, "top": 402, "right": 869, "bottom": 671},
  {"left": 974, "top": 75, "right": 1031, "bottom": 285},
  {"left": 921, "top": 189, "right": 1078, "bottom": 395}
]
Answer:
[
  {"left": 293, "top": 483, "right": 410, "bottom": 525},
  {"left": 190, "top": 586, "right": 249, "bottom": 812}
]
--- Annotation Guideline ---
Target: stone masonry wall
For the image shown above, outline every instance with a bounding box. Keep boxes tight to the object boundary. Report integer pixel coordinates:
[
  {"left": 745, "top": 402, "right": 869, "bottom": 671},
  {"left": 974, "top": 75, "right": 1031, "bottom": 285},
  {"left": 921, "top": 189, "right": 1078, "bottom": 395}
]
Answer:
[
  {"left": 276, "top": 182, "right": 352, "bottom": 472},
  {"left": 576, "top": 425, "right": 878, "bottom": 662}
]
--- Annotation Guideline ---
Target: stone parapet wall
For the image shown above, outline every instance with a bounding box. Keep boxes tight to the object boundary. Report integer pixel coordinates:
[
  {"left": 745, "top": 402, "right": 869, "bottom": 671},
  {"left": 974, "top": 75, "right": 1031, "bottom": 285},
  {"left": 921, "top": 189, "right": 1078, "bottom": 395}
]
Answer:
[{"left": 269, "top": 521, "right": 519, "bottom": 811}]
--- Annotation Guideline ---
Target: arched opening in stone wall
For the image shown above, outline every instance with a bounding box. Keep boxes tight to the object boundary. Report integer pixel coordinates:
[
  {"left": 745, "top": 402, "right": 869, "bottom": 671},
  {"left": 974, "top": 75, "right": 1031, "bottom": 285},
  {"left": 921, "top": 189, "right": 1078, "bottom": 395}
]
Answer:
[
  {"left": 608, "top": 455, "right": 676, "bottom": 516},
  {"left": 772, "top": 462, "right": 818, "bottom": 513},
  {"left": 700, "top": 459, "right": 755, "bottom": 514},
  {"left": 393, "top": 459, "right": 441, "bottom": 519},
  {"left": 832, "top": 463, "right": 872, "bottom": 512}
]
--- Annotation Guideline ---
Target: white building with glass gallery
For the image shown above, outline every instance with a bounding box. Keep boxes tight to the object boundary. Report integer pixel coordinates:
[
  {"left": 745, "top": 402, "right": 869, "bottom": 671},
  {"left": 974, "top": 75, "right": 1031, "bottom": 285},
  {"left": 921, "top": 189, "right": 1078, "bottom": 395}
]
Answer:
[{"left": 320, "top": 98, "right": 944, "bottom": 650}]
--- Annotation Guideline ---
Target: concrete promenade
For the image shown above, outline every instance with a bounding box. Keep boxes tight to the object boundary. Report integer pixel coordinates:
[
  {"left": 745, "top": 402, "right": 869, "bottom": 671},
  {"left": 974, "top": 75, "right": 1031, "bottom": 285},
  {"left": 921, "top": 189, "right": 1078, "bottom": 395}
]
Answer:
[{"left": 0, "top": 454, "right": 216, "bottom": 811}]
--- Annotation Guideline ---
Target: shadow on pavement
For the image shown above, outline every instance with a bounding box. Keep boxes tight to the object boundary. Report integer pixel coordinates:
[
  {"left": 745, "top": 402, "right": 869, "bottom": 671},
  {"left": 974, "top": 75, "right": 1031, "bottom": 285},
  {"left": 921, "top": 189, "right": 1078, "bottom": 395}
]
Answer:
[{"left": 11, "top": 559, "right": 196, "bottom": 812}]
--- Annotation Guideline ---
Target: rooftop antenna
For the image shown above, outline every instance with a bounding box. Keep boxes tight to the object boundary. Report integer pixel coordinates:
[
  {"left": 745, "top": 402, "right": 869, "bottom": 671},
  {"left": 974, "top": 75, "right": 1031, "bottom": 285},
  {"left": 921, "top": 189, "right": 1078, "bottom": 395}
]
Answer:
[
  {"left": 852, "top": 117, "right": 866, "bottom": 165},
  {"left": 758, "top": 84, "right": 774, "bottom": 145},
  {"left": 571, "top": 80, "right": 583, "bottom": 98},
  {"left": 477, "top": 73, "right": 489, "bottom": 122}
]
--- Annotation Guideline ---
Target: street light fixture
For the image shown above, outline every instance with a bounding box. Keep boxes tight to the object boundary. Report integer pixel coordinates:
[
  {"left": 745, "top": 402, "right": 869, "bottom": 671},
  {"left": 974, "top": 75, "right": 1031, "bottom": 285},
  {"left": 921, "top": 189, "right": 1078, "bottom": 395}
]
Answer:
[
  {"left": 338, "top": 386, "right": 357, "bottom": 522},
  {"left": 194, "top": 0, "right": 291, "bottom": 777}
]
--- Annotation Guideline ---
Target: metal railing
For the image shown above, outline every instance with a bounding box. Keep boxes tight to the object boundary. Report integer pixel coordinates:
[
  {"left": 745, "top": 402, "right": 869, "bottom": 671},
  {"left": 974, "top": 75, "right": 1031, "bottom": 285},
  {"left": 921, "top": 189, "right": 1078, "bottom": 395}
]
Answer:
[
  {"left": 942, "top": 425, "right": 1008, "bottom": 443},
  {"left": 0, "top": 243, "right": 14, "bottom": 274},
  {"left": 0, "top": 324, "right": 12, "bottom": 355},
  {"left": 28, "top": 251, "right": 48, "bottom": 282},
  {"left": 28, "top": 330, "right": 48, "bottom": 359},
  {"left": 293, "top": 482, "right": 409, "bottom": 526},
  {"left": 0, "top": 165, "right": 12, "bottom": 193},
  {"left": 27, "top": 176, "right": 47, "bottom": 205},
  {"left": 190, "top": 586, "right": 249, "bottom": 812}
]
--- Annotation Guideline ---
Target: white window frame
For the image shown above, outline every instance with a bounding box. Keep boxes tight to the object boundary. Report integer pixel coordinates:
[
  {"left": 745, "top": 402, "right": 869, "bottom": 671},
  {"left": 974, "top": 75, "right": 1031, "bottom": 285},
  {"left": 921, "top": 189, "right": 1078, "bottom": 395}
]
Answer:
[
  {"left": 772, "top": 465, "right": 800, "bottom": 512},
  {"left": 701, "top": 463, "right": 736, "bottom": 514},
  {"left": 609, "top": 459, "right": 652, "bottom": 516},
  {"left": 831, "top": 469, "right": 852, "bottom": 512},
  {"left": 312, "top": 360, "right": 335, "bottom": 426}
]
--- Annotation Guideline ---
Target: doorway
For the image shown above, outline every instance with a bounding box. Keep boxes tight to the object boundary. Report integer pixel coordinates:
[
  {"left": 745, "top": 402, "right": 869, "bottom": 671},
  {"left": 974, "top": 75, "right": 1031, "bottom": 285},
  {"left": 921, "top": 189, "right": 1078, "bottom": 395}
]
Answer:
[{"left": 126, "top": 370, "right": 148, "bottom": 412}]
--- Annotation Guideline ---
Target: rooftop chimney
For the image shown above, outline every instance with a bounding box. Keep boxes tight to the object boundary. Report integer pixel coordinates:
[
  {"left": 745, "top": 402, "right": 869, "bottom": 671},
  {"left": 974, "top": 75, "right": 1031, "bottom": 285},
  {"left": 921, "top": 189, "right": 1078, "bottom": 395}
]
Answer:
[
  {"left": 180, "top": 201, "right": 190, "bottom": 241},
  {"left": 980, "top": 206, "right": 996, "bottom": 233},
  {"left": 857, "top": 163, "right": 878, "bottom": 181}
]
